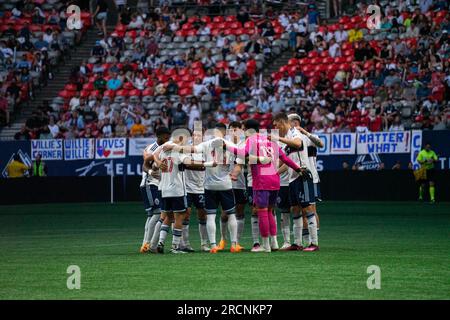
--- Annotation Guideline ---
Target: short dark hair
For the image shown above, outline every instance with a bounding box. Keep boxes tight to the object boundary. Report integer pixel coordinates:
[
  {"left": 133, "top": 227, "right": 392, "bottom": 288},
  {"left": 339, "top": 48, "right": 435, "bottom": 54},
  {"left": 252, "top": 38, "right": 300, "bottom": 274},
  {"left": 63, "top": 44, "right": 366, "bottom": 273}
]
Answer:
[
  {"left": 273, "top": 112, "right": 288, "bottom": 123},
  {"left": 229, "top": 121, "right": 242, "bottom": 129},
  {"left": 215, "top": 123, "right": 227, "bottom": 131},
  {"left": 244, "top": 119, "right": 259, "bottom": 132},
  {"left": 156, "top": 126, "right": 170, "bottom": 137}
]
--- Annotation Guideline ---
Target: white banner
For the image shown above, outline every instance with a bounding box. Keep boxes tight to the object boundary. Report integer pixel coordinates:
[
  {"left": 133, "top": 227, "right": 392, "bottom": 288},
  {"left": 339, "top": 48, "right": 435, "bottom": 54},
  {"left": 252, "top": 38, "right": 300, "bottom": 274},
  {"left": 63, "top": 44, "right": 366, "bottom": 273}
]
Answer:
[
  {"left": 64, "top": 139, "right": 95, "bottom": 160},
  {"left": 31, "top": 139, "right": 63, "bottom": 160},
  {"left": 357, "top": 131, "right": 411, "bottom": 154},
  {"left": 128, "top": 138, "right": 156, "bottom": 156},
  {"left": 316, "top": 133, "right": 330, "bottom": 156},
  {"left": 330, "top": 133, "right": 356, "bottom": 155},
  {"left": 410, "top": 130, "right": 422, "bottom": 170},
  {"left": 95, "top": 138, "right": 127, "bottom": 159}
]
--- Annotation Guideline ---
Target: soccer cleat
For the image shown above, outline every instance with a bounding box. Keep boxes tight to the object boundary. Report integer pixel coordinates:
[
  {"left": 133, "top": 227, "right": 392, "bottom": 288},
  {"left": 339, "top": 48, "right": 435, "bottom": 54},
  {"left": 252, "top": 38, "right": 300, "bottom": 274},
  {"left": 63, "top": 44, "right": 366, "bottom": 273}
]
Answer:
[
  {"left": 200, "top": 244, "right": 211, "bottom": 252},
  {"left": 210, "top": 246, "right": 219, "bottom": 254},
  {"left": 230, "top": 244, "right": 242, "bottom": 253},
  {"left": 251, "top": 243, "right": 265, "bottom": 252},
  {"left": 217, "top": 239, "right": 226, "bottom": 251},
  {"left": 263, "top": 246, "right": 272, "bottom": 253},
  {"left": 148, "top": 247, "right": 158, "bottom": 254},
  {"left": 170, "top": 248, "right": 187, "bottom": 254},
  {"left": 235, "top": 243, "right": 245, "bottom": 251},
  {"left": 271, "top": 238, "right": 279, "bottom": 251},
  {"left": 140, "top": 243, "right": 150, "bottom": 253},
  {"left": 181, "top": 246, "right": 195, "bottom": 253},
  {"left": 156, "top": 243, "right": 165, "bottom": 254},
  {"left": 280, "top": 242, "right": 291, "bottom": 250},
  {"left": 280, "top": 244, "right": 303, "bottom": 251},
  {"left": 303, "top": 244, "right": 319, "bottom": 252},
  {"left": 430, "top": 199, "right": 436, "bottom": 204}
]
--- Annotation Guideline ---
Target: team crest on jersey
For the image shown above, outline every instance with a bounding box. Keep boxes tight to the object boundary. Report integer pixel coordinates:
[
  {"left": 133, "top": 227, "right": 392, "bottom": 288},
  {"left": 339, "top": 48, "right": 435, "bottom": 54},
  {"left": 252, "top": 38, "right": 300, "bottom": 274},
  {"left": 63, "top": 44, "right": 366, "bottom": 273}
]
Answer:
[{"left": 154, "top": 198, "right": 160, "bottom": 206}]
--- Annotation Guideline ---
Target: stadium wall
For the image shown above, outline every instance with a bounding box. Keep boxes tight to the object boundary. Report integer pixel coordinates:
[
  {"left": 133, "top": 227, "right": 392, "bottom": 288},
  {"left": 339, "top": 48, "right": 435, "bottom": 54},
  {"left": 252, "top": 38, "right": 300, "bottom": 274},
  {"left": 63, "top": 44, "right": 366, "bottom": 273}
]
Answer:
[{"left": 0, "top": 170, "right": 449, "bottom": 205}]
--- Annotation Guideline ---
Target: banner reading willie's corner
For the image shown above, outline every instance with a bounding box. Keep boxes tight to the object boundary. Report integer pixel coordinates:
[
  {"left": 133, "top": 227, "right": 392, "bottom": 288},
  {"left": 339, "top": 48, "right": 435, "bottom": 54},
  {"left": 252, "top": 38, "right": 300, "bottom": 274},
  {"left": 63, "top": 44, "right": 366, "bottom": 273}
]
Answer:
[{"left": 1, "top": 131, "right": 449, "bottom": 177}]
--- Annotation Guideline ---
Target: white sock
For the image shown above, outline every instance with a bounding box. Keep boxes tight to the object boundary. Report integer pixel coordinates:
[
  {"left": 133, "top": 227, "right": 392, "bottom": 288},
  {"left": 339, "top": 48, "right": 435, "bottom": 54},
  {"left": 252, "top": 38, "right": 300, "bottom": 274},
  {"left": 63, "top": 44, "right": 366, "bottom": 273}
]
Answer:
[
  {"left": 251, "top": 215, "right": 260, "bottom": 245},
  {"left": 159, "top": 223, "right": 170, "bottom": 245},
  {"left": 220, "top": 220, "right": 228, "bottom": 241},
  {"left": 237, "top": 217, "right": 245, "bottom": 243},
  {"left": 302, "top": 229, "right": 310, "bottom": 246},
  {"left": 145, "top": 214, "right": 160, "bottom": 244},
  {"left": 262, "top": 237, "right": 270, "bottom": 251},
  {"left": 206, "top": 214, "right": 217, "bottom": 247},
  {"left": 143, "top": 217, "right": 151, "bottom": 245},
  {"left": 270, "top": 235, "right": 279, "bottom": 249},
  {"left": 181, "top": 220, "right": 190, "bottom": 248},
  {"left": 306, "top": 212, "right": 318, "bottom": 245},
  {"left": 227, "top": 214, "right": 238, "bottom": 245},
  {"left": 281, "top": 212, "right": 291, "bottom": 244},
  {"left": 293, "top": 216, "right": 302, "bottom": 246},
  {"left": 199, "top": 221, "right": 208, "bottom": 246},
  {"left": 172, "top": 228, "right": 182, "bottom": 249},
  {"left": 150, "top": 219, "right": 162, "bottom": 249}
]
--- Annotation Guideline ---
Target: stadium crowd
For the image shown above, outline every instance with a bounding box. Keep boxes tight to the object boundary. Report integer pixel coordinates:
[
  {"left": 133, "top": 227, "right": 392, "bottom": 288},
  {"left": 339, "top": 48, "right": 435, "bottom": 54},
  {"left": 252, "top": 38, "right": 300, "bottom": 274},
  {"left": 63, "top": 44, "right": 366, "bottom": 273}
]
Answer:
[
  {"left": 0, "top": 0, "right": 92, "bottom": 129},
  {"left": 7, "top": 0, "right": 450, "bottom": 140}
]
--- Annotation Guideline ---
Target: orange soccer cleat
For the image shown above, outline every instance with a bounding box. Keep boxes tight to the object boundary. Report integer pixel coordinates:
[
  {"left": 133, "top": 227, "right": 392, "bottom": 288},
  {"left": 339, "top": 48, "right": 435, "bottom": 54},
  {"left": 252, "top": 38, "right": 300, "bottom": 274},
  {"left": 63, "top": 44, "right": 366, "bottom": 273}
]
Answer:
[
  {"left": 230, "top": 244, "right": 242, "bottom": 253},
  {"left": 217, "top": 239, "right": 226, "bottom": 251},
  {"left": 210, "top": 246, "right": 219, "bottom": 254},
  {"left": 140, "top": 243, "right": 150, "bottom": 253}
]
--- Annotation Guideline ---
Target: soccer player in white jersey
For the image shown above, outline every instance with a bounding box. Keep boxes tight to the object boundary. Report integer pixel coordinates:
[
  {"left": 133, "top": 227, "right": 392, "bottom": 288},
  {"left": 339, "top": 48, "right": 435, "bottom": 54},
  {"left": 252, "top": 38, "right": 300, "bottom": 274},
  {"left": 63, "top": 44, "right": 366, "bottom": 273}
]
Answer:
[
  {"left": 139, "top": 127, "right": 170, "bottom": 253},
  {"left": 183, "top": 130, "right": 210, "bottom": 252},
  {"left": 272, "top": 113, "right": 304, "bottom": 251},
  {"left": 273, "top": 113, "right": 317, "bottom": 251},
  {"left": 271, "top": 119, "right": 293, "bottom": 250},
  {"left": 154, "top": 129, "right": 216, "bottom": 254},
  {"left": 164, "top": 123, "right": 240, "bottom": 253},
  {"left": 228, "top": 121, "right": 246, "bottom": 250},
  {"left": 278, "top": 113, "right": 320, "bottom": 251},
  {"left": 288, "top": 113, "right": 324, "bottom": 248}
]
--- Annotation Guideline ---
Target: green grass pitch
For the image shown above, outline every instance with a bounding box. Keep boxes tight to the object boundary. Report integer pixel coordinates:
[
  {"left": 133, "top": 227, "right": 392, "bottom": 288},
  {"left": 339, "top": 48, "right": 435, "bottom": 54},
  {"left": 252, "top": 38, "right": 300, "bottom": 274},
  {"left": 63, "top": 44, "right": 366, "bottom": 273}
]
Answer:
[{"left": 0, "top": 201, "right": 449, "bottom": 300}]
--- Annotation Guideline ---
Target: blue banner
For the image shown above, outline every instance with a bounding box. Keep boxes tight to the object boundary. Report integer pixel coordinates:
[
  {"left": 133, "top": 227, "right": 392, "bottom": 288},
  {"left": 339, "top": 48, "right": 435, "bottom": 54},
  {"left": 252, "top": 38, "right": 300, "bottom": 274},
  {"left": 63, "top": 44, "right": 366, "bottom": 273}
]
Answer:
[{"left": 1, "top": 131, "right": 449, "bottom": 177}]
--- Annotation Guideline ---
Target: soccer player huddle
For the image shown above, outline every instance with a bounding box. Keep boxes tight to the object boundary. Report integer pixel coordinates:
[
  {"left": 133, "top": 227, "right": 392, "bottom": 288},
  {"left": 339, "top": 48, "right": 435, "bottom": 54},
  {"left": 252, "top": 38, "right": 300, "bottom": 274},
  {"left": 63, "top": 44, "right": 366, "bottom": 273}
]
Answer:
[{"left": 139, "top": 112, "right": 324, "bottom": 254}]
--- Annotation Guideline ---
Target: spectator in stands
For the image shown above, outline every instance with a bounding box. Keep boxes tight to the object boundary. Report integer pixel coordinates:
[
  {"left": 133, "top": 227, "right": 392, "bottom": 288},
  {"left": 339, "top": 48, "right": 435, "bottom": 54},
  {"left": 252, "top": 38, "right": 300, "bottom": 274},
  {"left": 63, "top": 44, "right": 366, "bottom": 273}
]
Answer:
[
  {"left": 107, "top": 74, "right": 123, "bottom": 91},
  {"left": 171, "top": 103, "right": 187, "bottom": 129},
  {"left": 48, "top": 116, "right": 60, "bottom": 138},
  {"left": 92, "top": 41, "right": 106, "bottom": 61},
  {"left": 6, "top": 154, "right": 30, "bottom": 178},
  {"left": 115, "top": 117, "right": 128, "bottom": 137},
  {"left": 94, "top": 0, "right": 108, "bottom": 37},
  {"left": 14, "top": 125, "right": 31, "bottom": 140},
  {"left": 384, "top": 70, "right": 402, "bottom": 88},
  {"left": 307, "top": 3, "right": 320, "bottom": 32},
  {"left": 166, "top": 78, "right": 179, "bottom": 96}
]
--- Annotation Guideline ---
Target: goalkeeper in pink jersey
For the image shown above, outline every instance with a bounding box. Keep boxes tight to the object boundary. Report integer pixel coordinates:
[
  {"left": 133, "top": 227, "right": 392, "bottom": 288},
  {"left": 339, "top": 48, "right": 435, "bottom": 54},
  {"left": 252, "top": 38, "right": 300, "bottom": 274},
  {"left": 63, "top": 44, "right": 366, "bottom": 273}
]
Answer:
[{"left": 224, "top": 119, "right": 307, "bottom": 253}]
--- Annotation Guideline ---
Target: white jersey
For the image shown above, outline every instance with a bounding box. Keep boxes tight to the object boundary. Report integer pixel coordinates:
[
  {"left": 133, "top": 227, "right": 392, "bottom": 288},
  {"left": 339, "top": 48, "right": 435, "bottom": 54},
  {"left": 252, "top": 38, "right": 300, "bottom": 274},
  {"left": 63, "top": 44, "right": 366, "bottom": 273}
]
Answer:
[
  {"left": 195, "top": 137, "right": 233, "bottom": 191},
  {"left": 296, "top": 133, "right": 314, "bottom": 174},
  {"left": 282, "top": 127, "right": 305, "bottom": 183},
  {"left": 158, "top": 143, "right": 189, "bottom": 198},
  {"left": 307, "top": 135, "right": 320, "bottom": 184},
  {"left": 184, "top": 152, "right": 205, "bottom": 194},
  {"left": 230, "top": 140, "right": 246, "bottom": 190},
  {"left": 141, "top": 141, "right": 160, "bottom": 187},
  {"left": 276, "top": 140, "right": 290, "bottom": 187}
]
